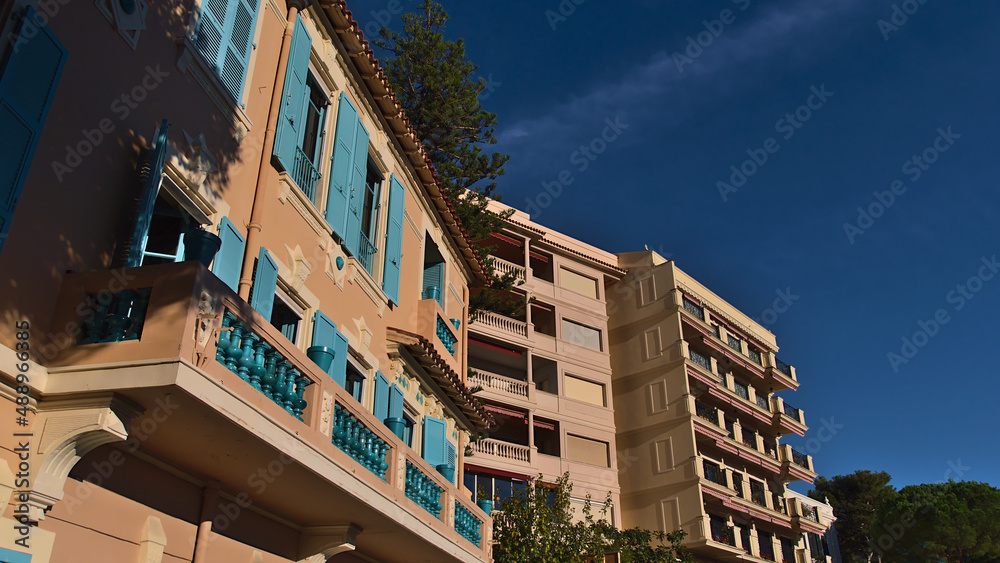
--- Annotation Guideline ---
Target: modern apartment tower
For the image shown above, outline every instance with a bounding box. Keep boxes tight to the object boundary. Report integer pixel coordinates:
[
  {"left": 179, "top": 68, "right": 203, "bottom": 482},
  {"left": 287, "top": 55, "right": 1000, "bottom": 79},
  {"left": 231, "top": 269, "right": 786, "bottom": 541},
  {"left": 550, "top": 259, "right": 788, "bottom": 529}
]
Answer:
[
  {"left": 608, "top": 250, "right": 829, "bottom": 563},
  {"left": 463, "top": 203, "right": 625, "bottom": 524}
]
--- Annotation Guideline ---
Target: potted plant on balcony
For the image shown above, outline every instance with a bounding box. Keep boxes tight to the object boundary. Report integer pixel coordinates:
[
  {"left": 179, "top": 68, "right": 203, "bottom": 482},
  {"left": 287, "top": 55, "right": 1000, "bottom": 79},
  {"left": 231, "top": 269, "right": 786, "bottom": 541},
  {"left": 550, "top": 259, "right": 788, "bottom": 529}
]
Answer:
[
  {"left": 183, "top": 225, "right": 222, "bottom": 267},
  {"left": 476, "top": 485, "right": 494, "bottom": 515},
  {"left": 306, "top": 345, "right": 335, "bottom": 373},
  {"left": 436, "top": 461, "right": 455, "bottom": 483},
  {"left": 423, "top": 285, "right": 441, "bottom": 301},
  {"left": 384, "top": 415, "right": 406, "bottom": 440}
]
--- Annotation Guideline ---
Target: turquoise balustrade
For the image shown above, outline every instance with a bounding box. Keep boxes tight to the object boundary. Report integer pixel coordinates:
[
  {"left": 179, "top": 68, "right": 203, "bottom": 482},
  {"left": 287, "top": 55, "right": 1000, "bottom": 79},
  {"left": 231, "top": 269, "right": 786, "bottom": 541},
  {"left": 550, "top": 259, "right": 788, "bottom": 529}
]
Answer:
[
  {"left": 79, "top": 288, "right": 152, "bottom": 344},
  {"left": 216, "top": 311, "right": 311, "bottom": 421},
  {"left": 332, "top": 404, "right": 390, "bottom": 480},
  {"left": 436, "top": 316, "right": 456, "bottom": 355},
  {"left": 454, "top": 501, "right": 482, "bottom": 547},
  {"left": 405, "top": 461, "right": 443, "bottom": 518}
]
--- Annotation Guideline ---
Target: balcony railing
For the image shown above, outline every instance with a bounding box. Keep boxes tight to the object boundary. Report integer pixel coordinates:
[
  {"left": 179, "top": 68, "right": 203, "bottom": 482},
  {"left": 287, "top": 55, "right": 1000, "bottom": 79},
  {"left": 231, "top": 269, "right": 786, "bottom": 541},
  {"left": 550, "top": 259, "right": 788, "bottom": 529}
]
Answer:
[
  {"left": 759, "top": 536, "right": 775, "bottom": 561},
  {"left": 217, "top": 311, "right": 311, "bottom": 421},
  {"left": 357, "top": 231, "right": 377, "bottom": 276},
  {"left": 454, "top": 501, "right": 483, "bottom": 547},
  {"left": 79, "top": 287, "right": 152, "bottom": 344},
  {"left": 473, "top": 438, "right": 530, "bottom": 463},
  {"left": 748, "top": 347, "right": 762, "bottom": 365},
  {"left": 695, "top": 401, "right": 719, "bottom": 425},
  {"left": 734, "top": 381, "right": 750, "bottom": 400},
  {"left": 491, "top": 256, "right": 526, "bottom": 282},
  {"left": 332, "top": 404, "right": 390, "bottom": 480},
  {"left": 756, "top": 394, "right": 769, "bottom": 410},
  {"left": 751, "top": 486, "right": 767, "bottom": 507},
  {"left": 468, "top": 369, "right": 529, "bottom": 398},
  {"left": 741, "top": 429, "right": 757, "bottom": 450},
  {"left": 405, "top": 461, "right": 443, "bottom": 518},
  {"left": 774, "top": 357, "right": 791, "bottom": 375},
  {"left": 732, "top": 474, "right": 744, "bottom": 498},
  {"left": 682, "top": 296, "right": 705, "bottom": 320},
  {"left": 689, "top": 348, "right": 712, "bottom": 371},
  {"left": 436, "top": 316, "right": 457, "bottom": 355},
  {"left": 473, "top": 310, "right": 528, "bottom": 337},
  {"left": 792, "top": 448, "right": 811, "bottom": 470},
  {"left": 710, "top": 521, "right": 736, "bottom": 546},
  {"left": 783, "top": 403, "right": 802, "bottom": 422},
  {"left": 292, "top": 145, "right": 321, "bottom": 204},
  {"left": 727, "top": 334, "right": 742, "bottom": 352}
]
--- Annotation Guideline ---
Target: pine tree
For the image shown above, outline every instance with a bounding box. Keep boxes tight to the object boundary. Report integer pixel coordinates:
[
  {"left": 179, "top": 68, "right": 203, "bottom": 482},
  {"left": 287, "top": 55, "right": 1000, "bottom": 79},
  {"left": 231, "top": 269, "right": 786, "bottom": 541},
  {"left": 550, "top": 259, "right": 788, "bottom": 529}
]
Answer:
[{"left": 373, "top": 0, "right": 523, "bottom": 319}]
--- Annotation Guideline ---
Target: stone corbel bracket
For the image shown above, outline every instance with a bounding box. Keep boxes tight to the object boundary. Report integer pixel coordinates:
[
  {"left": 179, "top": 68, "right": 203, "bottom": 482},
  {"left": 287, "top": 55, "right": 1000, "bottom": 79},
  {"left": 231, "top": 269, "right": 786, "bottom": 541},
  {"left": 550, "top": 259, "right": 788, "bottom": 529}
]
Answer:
[
  {"left": 28, "top": 393, "right": 144, "bottom": 522},
  {"left": 298, "top": 524, "right": 363, "bottom": 562}
]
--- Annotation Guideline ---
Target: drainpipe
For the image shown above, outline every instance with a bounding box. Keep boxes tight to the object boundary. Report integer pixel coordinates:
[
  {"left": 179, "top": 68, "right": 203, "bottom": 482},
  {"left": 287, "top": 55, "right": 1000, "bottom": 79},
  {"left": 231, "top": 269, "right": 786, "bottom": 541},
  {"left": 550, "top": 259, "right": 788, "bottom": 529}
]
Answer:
[
  {"left": 237, "top": 0, "right": 309, "bottom": 300},
  {"left": 191, "top": 484, "right": 219, "bottom": 563}
]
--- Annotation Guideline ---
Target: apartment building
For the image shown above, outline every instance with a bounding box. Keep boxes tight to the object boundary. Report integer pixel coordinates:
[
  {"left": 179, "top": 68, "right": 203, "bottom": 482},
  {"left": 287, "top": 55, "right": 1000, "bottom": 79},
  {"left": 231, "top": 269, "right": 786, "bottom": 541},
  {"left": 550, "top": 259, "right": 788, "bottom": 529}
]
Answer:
[
  {"left": 462, "top": 203, "right": 625, "bottom": 524},
  {"left": 0, "top": 0, "right": 494, "bottom": 561},
  {"left": 608, "top": 250, "right": 827, "bottom": 563},
  {"left": 785, "top": 490, "right": 842, "bottom": 563}
]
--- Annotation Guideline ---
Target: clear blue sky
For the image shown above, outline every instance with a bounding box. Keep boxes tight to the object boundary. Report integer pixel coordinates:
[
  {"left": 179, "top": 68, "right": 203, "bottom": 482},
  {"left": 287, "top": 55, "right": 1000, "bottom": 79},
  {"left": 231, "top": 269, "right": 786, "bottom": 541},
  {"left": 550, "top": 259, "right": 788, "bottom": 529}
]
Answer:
[{"left": 352, "top": 0, "right": 1000, "bottom": 491}]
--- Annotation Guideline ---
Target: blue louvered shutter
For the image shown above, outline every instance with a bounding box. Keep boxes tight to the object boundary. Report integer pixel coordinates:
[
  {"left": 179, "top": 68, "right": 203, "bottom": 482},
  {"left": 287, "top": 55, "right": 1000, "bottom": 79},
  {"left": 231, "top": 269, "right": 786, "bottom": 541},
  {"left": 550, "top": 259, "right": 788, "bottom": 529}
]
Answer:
[
  {"left": 0, "top": 7, "right": 66, "bottom": 255},
  {"left": 342, "top": 115, "right": 369, "bottom": 257},
  {"left": 0, "top": 546, "right": 31, "bottom": 563},
  {"left": 195, "top": 0, "right": 259, "bottom": 102},
  {"left": 422, "top": 262, "right": 444, "bottom": 305},
  {"left": 272, "top": 14, "right": 310, "bottom": 173},
  {"left": 373, "top": 371, "right": 390, "bottom": 423},
  {"left": 325, "top": 93, "right": 357, "bottom": 239},
  {"left": 388, "top": 383, "right": 404, "bottom": 420},
  {"left": 381, "top": 175, "right": 405, "bottom": 305},
  {"left": 213, "top": 216, "right": 245, "bottom": 291},
  {"left": 126, "top": 120, "right": 170, "bottom": 267},
  {"left": 332, "top": 328, "right": 349, "bottom": 389},
  {"left": 422, "top": 416, "right": 446, "bottom": 466},
  {"left": 249, "top": 247, "right": 278, "bottom": 321},
  {"left": 445, "top": 442, "right": 456, "bottom": 482}
]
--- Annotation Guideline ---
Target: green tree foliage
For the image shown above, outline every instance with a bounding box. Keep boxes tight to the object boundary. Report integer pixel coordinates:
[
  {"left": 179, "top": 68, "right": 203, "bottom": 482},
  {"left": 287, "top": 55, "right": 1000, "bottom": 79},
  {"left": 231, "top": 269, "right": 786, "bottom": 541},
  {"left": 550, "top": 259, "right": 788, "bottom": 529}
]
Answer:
[
  {"left": 809, "top": 470, "right": 895, "bottom": 563},
  {"left": 492, "top": 473, "right": 693, "bottom": 563},
  {"left": 373, "top": 1, "right": 522, "bottom": 318},
  {"left": 875, "top": 481, "right": 1000, "bottom": 563}
]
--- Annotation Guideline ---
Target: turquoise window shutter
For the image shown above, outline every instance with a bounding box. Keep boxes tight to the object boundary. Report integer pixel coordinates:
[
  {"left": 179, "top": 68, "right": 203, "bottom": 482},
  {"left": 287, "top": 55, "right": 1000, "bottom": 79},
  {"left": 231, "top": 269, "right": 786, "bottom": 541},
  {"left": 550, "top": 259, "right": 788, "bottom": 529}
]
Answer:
[
  {"left": 125, "top": 119, "right": 170, "bottom": 267},
  {"left": 311, "top": 310, "right": 348, "bottom": 387},
  {"left": 0, "top": 546, "right": 31, "bottom": 563},
  {"left": 213, "top": 216, "right": 245, "bottom": 291},
  {"left": 326, "top": 92, "right": 358, "bottom": 239},
  {"left": 389, "top": 383, "right": 404, "bottom": 420},
  {"left": 422, "top": 416, "right": 446, "bottom": 466},
  {"left": 249, "top": 247, "right": 278, "bottom": 321},
  {"left": 381, "top": 174, "right": 405, "bottom": 305},
  {"left": 195, "top": 0, "right": 260, "bottom": 101},
  {"left": 422, "top": 262, "right": 444, "bottom": 306},
  {"left": 373, "top": 371, "right": 390, "bottom": 423},
  {"left": 272, "top": 14, "right": 311, "bottom": 173},
  {"left": 0, "top": 6, "right": 66, "bottom": 255},
  {"left": 445, "top": 442, "right": 456, "bottom": 482},
  {"left": 342, "top": 116, "right": 369, "bottom": 258}
]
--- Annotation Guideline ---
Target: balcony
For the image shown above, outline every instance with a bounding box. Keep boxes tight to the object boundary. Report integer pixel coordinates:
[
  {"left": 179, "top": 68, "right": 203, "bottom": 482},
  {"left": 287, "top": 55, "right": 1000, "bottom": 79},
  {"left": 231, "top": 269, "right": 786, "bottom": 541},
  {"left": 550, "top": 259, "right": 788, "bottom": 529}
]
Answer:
[
  {"left": 682, "top": 295, "right": 706, "bottom": 320},
  {"left": 357, "top": 230, "right": 378, "bottom": 276},
  {"left": 788, "top": 498, "right": 826, "bottom": 536},
  {"left": 471, "top": 438, "right": 531, "bottom": 465},
  {"left": 291, "top": 145, "right": 321, "bottom": 204},
  {"left": 766, "top": 355, "right": 799, "bottom": 391},
  {"left": 472, "top": 310, "right": 528, "bottom": 339},
  {"left": 45, "top": 262, "right": 490, "bottom": 562},
  {"left": 468, "top": 369, "right": 530, "bottom": 400},
  {"left": 772, "top": 397, "right": 807, "bottom": 437},
  {"left": 779, "top": 445, "right": 817, "bottom": 484},
  {"left": 491, "top": 256, "right": 526, "bottom": 282},
  {"left": 415, "top": 297, "right": 463, "bottom": 375}
]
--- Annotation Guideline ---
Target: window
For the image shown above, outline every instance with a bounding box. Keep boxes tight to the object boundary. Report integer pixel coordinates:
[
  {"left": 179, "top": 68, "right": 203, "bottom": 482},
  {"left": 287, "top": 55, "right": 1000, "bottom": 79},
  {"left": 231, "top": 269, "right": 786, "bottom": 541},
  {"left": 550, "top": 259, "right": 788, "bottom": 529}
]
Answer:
[
  {"left": 727, "top": 333, "right": 742, "bottom": 352},
  {"left": 345, "top": 364, "right": 365, "bottom": 403},
  {"left": 464, "top": 470, "right": 528, "bottom": 509},
  {"left": 559, "top": 267, "right": 599, "bottom": 299},
  {"left": 193, "top": 0, "right": 260, "bottom": 101},
  {"left": 269, "top": 292, "right": 301, "bottom": 344},
  {"left": 356, "top": 160, "right": 381, "bottom": 275},
  {"left": 564, "top": 374, "right": 606, "bottom": 407},
  {"left": 401, "top": 410, "right": 416, "bottom": 448},
  {"left": 566, "top": 434, "right": 610, "bottom": 468},
  {"left": 139, "top": 193, "right": 197, "bottom": 265},
  {"left": 561, "top": 319, "right": 602, "bottom": 351},
  {"left": 422, "top": 235, "right": 446, "bottom": 306}
]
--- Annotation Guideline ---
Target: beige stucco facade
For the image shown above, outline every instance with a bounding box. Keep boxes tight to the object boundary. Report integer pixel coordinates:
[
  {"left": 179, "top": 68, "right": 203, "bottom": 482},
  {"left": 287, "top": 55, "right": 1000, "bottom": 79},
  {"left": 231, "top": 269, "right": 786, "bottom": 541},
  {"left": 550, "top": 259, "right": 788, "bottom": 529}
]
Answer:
[
  {"left": 608, "top": 250, "right": 827, "bottom": 563},
  {"left": 464, "top": 202, "right": 624, "bottom": 525},
  {"left": 0, "top": 0, "right": 493, "bottom": 561}
]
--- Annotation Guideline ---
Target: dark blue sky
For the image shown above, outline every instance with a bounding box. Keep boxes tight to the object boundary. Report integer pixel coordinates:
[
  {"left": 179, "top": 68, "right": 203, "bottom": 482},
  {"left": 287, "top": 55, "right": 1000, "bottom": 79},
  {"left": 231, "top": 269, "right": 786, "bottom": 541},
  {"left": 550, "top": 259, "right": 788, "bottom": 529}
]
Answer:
[{"left": 351, "top": 0, "right": 1000, "bottom": 491}]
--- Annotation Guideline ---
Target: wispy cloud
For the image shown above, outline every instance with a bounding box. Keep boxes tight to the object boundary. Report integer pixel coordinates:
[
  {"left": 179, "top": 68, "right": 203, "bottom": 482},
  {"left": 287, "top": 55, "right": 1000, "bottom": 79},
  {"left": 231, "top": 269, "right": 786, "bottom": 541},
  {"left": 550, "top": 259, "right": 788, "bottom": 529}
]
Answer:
[{"left": 498, "top": 0, "right": 875, "bottom": 165}]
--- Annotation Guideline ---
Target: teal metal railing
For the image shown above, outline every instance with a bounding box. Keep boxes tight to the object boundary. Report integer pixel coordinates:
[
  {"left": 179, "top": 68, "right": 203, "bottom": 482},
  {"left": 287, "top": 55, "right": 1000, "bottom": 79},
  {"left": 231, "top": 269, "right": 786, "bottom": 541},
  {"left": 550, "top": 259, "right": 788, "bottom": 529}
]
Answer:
[
  {"left": 405, "top": 461, "right": 443, "bottom": 518},
  {"left": 436, "top": 316, "right": 457, "bottom": 355},
  {"left": 358, "top": 231, "right": 377, "bottom": 276},
  {"left": 216, "top": 311, "right": 312, "bottom": 421},
  {"left": 79, "top": 288, "right": 152, "bottom": 344},
  {"left": 454, "top": 500, "right": 482, "bottom": 547},
  {"left": 292, "top": 145, "right": 321, "bottom": 204},
  {"left": 332, "top": 404, "right": 390, "bottom": 480}
]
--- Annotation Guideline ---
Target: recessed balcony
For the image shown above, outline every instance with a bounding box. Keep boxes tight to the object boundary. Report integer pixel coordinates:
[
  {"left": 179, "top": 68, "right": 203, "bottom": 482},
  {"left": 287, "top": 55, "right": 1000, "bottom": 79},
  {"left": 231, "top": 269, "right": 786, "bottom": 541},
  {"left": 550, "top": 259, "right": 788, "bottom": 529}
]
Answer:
[{"left": 45, "top": 262, "right": 490, "bottom": 562}]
